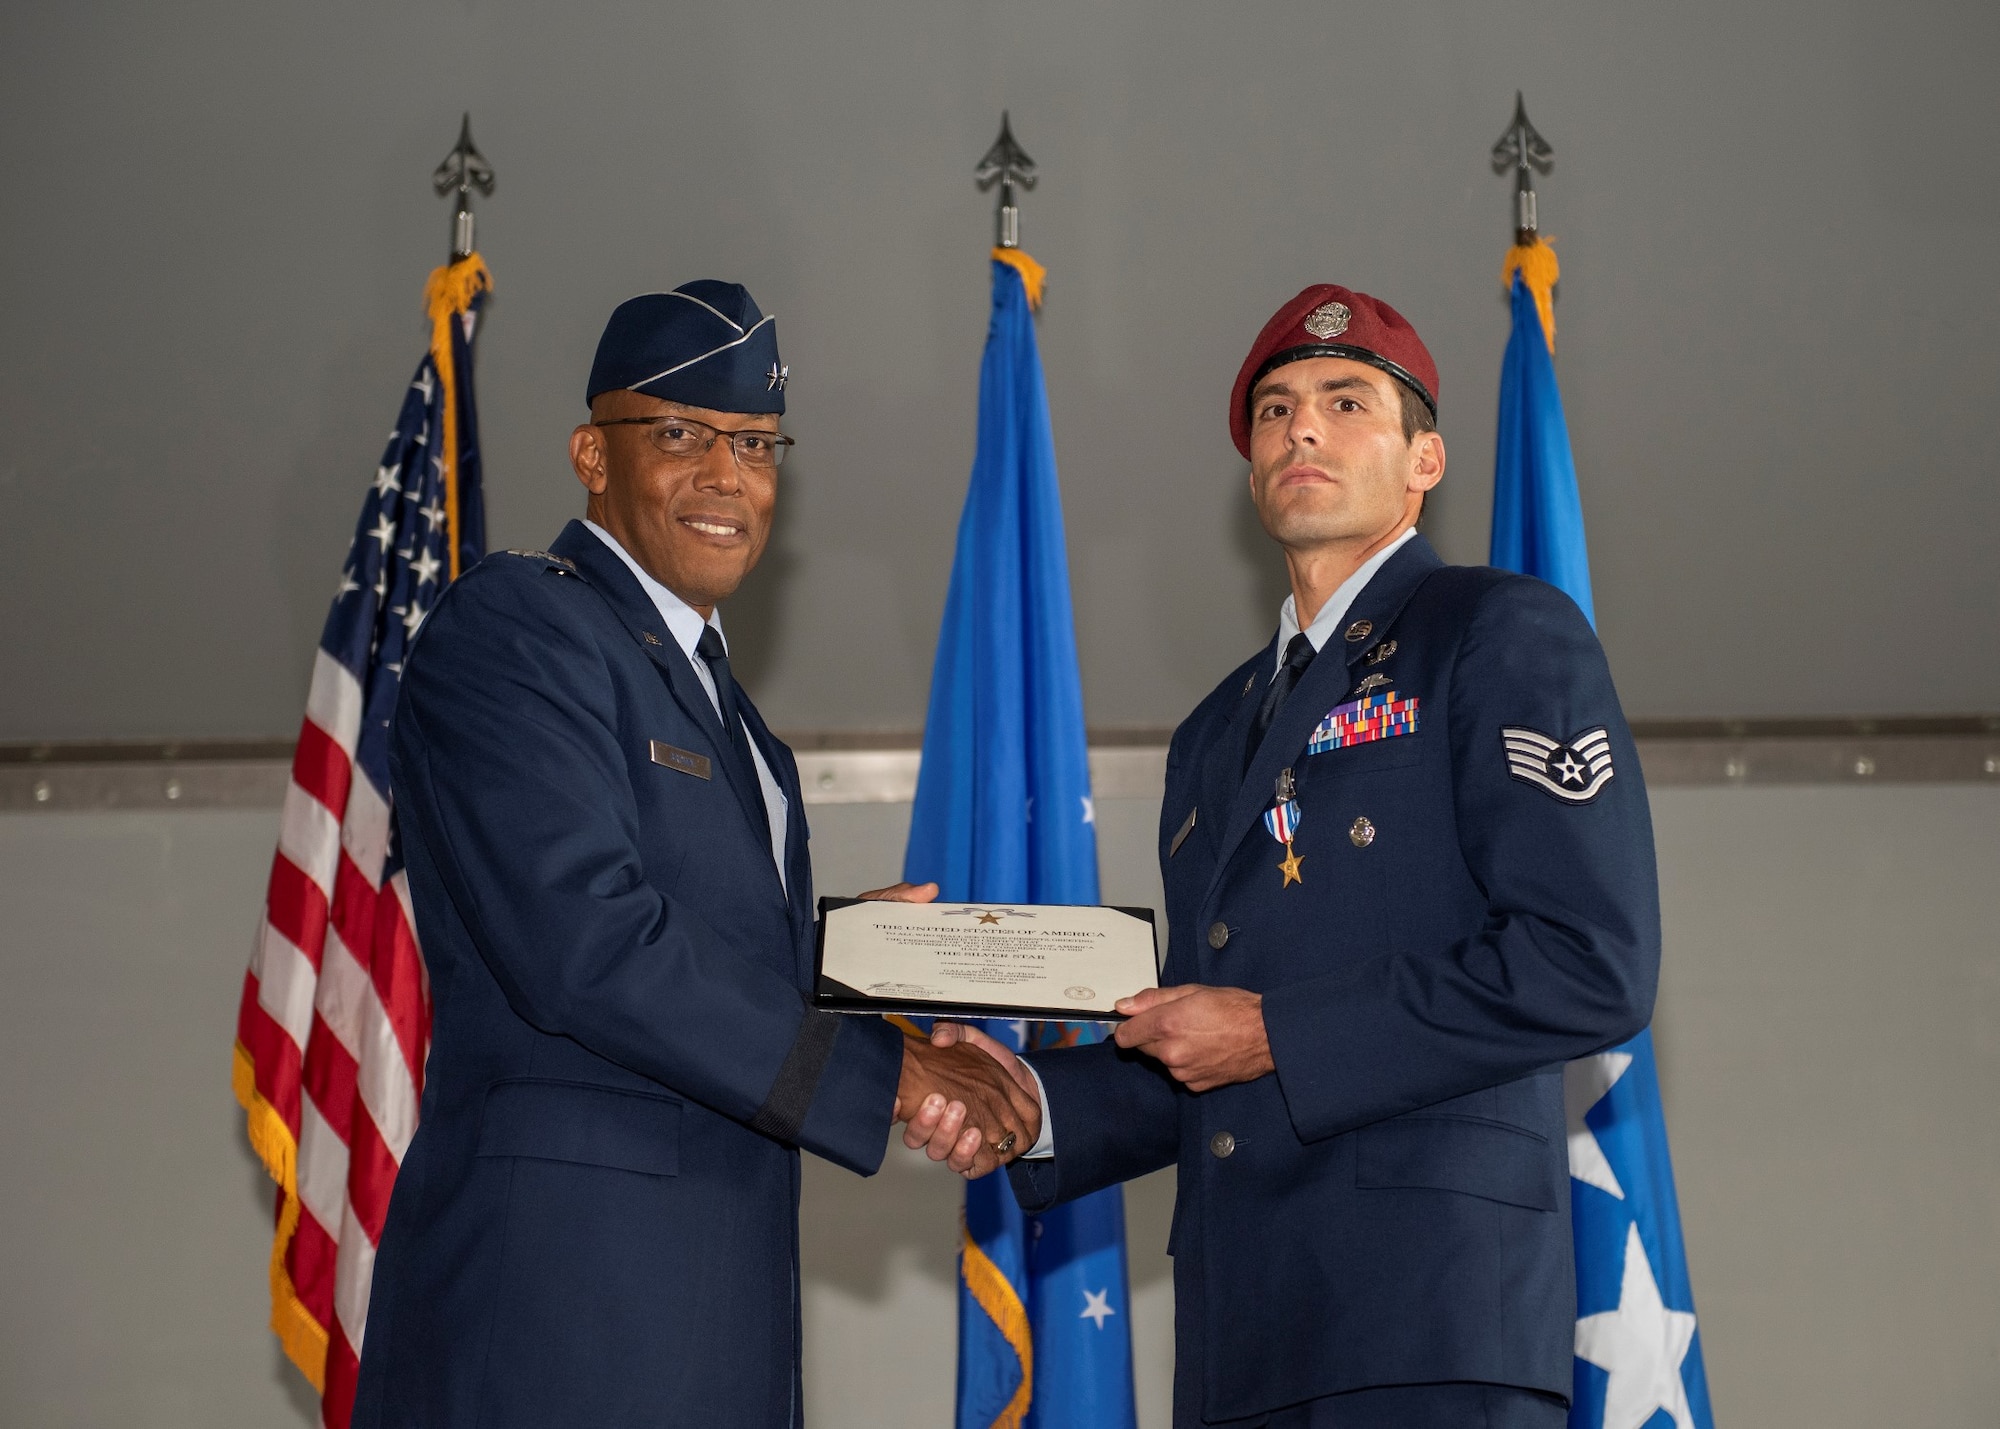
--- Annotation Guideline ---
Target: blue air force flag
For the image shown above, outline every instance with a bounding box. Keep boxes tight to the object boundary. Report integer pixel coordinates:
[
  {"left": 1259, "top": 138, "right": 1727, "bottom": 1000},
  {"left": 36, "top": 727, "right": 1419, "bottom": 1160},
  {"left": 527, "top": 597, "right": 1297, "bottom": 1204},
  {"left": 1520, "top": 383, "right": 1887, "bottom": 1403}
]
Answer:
[
  {"left": 1492, "top": 261, "right": 1714, "bottom": 1429},
  {"left": 904, "top": 249, "right": 1138, "bottom": 1429}
]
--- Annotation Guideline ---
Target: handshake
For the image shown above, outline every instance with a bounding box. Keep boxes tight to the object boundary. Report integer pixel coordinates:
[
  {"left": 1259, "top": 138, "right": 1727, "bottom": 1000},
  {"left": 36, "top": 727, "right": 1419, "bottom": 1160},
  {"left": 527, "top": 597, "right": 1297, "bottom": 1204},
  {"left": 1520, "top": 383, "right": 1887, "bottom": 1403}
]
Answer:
[{"left": 895, "top": 1019, "right": 1041, "bottom": 1179}]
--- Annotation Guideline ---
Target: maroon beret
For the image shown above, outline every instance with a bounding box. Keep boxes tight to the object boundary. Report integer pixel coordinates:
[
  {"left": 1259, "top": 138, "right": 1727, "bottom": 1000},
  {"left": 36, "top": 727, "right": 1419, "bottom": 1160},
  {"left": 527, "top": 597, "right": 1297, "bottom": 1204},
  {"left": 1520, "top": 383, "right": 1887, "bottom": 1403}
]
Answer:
[{"left": 1228, "top": 285, "right": 1439, "bottom": 458}]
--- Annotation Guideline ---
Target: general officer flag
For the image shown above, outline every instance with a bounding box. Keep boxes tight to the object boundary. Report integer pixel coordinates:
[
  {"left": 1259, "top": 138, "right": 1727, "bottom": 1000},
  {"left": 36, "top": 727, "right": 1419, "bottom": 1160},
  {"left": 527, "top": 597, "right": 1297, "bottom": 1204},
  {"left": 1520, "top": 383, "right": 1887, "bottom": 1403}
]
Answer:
[
  {"left": 1492, "top": 249, "right": 1714, "bottom": 1429},
  {"left": 904, "top": 248, "right": 1138, "bottom": 1429},
  {"left": 233, "top": 254, "right": 491, "bottom": 1429}
]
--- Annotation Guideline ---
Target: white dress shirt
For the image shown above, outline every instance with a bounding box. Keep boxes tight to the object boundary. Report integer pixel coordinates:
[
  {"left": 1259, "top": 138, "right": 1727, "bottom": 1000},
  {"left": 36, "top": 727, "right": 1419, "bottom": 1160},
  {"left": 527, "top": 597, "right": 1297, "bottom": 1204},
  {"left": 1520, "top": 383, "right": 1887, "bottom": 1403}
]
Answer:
[
  {"left": 583, "top": 520, "right": 789, "bottom": 890},
  {"left": 1021, "top": 526, "right": 1419, "bottom": 1160}
]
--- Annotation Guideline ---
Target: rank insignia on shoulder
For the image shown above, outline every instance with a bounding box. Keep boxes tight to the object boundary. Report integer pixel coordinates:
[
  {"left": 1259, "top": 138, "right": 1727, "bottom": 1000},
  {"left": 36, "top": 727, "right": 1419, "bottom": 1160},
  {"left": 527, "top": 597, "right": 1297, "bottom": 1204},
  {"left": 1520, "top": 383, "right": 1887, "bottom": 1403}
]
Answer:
[
  {"left": 1501, "top": 725, "right": 1614, "bottom": 803},
  {"left": 505, "top": 549, "right": 578, "bottom": 573},
  {"left": 1307, "top": 691, "right": 1419, "bottom": 754}
]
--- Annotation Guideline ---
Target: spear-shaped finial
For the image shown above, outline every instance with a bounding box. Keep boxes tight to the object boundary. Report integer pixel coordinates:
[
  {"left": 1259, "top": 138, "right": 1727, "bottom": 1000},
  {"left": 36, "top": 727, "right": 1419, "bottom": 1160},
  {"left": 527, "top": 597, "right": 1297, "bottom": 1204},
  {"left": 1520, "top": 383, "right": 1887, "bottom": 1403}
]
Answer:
[
  {"left": 1490, "top": 93, "right": 1552, "bottom": 245},
  {"left": 975, "top": 112, "right": 1037, "bottom": 250},
  {"left": 432, "top": 113, "right": 496, "bottom": 261}
]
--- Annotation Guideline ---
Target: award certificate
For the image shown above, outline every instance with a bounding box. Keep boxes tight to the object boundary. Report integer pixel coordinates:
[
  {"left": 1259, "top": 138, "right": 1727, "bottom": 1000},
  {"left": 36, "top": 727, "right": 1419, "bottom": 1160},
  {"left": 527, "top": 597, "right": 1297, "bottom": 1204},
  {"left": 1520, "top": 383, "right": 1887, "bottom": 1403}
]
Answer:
[{"left": 813, "top": 898, "right": 1159, "bottom": 1021}]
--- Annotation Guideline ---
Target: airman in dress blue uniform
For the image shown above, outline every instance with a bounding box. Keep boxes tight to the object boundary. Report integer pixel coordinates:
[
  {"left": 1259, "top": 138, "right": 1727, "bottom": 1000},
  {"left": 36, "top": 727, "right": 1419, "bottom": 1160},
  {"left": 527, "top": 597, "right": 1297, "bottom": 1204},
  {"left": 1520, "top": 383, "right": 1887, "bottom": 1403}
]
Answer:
[
  {"left": 926, "top": 285, "right": 1662, "bottom": 1427},
  {"left": 351, "top": 282, "right": 1038, "bottom": 1429}
]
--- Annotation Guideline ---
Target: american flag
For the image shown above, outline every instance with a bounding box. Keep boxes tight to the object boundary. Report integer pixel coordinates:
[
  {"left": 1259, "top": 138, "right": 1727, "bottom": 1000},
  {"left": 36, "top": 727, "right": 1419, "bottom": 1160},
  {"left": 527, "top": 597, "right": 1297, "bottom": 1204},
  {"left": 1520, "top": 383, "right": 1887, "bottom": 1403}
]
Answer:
[{"left": 233, "top": 257, "right": 489, "bottom": 1428}]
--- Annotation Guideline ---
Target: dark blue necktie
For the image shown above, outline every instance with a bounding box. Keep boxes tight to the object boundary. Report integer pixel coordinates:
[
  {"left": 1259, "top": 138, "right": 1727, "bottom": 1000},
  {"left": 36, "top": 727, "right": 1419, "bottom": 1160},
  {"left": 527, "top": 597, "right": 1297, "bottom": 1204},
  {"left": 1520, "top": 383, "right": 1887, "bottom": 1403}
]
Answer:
[
  {"left": 1247, "top": 632, "right": 1318, "bottom": 773},
  {"left": 695, "top": 624, "right": 771, "bottom": 844}
]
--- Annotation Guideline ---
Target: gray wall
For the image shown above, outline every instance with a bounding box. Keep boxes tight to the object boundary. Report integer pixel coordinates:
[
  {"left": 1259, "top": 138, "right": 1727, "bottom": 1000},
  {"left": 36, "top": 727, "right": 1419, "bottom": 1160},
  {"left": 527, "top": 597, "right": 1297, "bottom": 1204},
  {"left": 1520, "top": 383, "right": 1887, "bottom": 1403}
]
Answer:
[
  {"left": 4, "top": 1, "right": 1998, "bottom": 742},
  {"left": 4, "top": 783, "right": 1996, "bottom": 1427}
]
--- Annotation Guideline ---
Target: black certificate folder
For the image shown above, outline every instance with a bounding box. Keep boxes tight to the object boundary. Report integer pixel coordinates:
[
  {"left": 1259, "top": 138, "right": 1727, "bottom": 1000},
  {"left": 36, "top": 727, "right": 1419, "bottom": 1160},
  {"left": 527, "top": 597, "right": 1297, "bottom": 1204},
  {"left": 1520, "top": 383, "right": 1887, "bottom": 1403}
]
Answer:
[{"left": 813, "top": 897, "right": 1160, "bottom": 1022}]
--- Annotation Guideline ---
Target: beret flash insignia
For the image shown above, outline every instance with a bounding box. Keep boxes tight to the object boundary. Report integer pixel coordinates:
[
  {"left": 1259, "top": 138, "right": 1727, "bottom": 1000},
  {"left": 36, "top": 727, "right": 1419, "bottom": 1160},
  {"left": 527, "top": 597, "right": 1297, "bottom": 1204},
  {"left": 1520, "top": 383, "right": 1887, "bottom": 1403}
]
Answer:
[
  {"left": 1302, "top": 301, "right": 1352, "bottom": 339},
  {"left": 1501, "top": 725, "right": 1615, "bottom": 803}
]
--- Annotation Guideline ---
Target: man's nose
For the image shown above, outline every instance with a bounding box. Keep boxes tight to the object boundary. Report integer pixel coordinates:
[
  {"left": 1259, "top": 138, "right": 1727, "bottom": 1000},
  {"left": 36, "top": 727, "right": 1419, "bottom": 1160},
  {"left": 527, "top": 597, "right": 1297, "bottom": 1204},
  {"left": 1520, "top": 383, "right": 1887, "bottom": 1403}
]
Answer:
[{"left": 692, "top": 439, "right": 743, "bottom": 492}]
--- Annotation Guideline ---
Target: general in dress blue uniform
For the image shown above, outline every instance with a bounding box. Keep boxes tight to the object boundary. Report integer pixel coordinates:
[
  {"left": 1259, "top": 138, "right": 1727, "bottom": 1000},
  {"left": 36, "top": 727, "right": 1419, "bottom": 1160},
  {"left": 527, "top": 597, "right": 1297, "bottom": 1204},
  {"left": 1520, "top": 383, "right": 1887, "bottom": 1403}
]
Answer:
[
  {"left": 352, "top": 283, "right": 1034, "bottom": 1429},
  {"left": 1000, "top": 286, "right": 1662, "bottom": 1428}
]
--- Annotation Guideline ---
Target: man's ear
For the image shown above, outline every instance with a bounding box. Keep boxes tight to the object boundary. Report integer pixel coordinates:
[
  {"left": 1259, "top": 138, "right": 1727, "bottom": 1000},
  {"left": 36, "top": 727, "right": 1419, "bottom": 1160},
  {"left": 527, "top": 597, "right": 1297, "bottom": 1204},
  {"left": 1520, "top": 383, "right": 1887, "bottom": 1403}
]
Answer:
[
  {"left": 570, "top": 423, "right": 610, "bottom": 496},
  {"left": 1409, "top": 431, "right": 1445, "bottom": 493}
]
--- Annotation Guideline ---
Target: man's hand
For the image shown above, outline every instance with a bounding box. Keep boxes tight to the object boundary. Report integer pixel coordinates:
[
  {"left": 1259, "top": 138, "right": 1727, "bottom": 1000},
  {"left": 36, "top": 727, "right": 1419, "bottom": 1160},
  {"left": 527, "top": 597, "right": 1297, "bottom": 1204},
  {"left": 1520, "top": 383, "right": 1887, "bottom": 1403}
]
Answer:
[
  {"left": 1112, "top": 984, "right": 1273, "bottom": 1092},
  {"left": 895, "top": 1030, "right": 1042, "bottom": 1180},
  {"left": 857, "top": 880, "right": 939, "bottom": 903}
]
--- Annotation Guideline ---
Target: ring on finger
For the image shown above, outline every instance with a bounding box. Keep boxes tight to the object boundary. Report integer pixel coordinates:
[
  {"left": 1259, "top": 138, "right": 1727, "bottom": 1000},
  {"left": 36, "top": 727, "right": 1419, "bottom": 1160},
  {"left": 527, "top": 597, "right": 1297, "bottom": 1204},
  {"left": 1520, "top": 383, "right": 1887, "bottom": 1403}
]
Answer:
[{"left": 991, "top": 1131, "right": 1017, "bottom": 1155}]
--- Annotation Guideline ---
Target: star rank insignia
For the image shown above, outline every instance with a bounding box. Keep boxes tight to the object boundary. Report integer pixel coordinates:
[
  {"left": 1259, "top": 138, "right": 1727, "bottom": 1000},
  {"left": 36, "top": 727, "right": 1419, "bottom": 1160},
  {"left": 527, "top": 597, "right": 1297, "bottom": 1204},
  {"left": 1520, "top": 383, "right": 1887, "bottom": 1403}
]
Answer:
[{"left": 1500, "top": 725, "right": 1616, "bottom": 803}]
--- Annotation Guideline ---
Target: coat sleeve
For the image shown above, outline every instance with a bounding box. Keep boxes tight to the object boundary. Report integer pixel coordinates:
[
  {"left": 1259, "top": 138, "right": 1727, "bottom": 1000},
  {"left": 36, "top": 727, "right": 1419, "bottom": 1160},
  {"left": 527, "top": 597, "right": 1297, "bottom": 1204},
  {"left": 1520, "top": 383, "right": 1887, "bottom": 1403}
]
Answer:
[
  {"left": 393, "top": 570, "right": 902, "bottom": 1174},
  {"left": 1260, "top": 576, "right": 1661, "bottom": 1142},
  {"left": 1008, "top": 1039, "right": 1181, "bottom": 1213}
]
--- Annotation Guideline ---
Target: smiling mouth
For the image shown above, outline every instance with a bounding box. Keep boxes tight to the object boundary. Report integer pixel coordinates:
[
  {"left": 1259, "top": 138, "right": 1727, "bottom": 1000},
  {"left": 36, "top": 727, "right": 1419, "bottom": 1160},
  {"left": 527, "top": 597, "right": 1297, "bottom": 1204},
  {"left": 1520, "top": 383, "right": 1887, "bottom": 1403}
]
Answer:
[{"left": 680, "top": 517, "right": 745, "bottom": 539}]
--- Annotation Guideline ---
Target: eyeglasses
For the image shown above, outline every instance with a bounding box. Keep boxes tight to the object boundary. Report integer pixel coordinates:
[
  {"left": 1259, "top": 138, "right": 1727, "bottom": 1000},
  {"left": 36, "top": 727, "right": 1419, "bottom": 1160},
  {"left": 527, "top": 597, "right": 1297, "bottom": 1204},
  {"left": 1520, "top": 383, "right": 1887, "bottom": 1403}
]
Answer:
[{"left": 593, "top": 414, "right": 795, "bottom": 469}]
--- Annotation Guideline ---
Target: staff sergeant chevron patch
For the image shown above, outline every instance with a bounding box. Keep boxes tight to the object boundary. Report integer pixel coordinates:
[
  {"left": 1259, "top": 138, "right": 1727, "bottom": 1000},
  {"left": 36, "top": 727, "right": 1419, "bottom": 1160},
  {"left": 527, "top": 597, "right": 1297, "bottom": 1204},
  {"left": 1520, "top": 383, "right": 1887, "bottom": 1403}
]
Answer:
[{"left": 1501, "top": 725, "right": 1615, "bottom": 803}]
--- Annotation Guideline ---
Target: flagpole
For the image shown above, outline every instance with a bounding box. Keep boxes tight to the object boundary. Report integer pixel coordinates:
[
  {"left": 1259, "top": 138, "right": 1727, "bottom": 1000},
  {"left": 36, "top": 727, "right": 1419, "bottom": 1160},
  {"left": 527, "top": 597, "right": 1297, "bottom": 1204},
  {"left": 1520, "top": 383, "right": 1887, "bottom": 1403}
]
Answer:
[
  {"left": 432, "top": 113, "right": 494, "bottom": 261},
  {"left": 425, "top": 117, "right": 496, "bottom": 580}
]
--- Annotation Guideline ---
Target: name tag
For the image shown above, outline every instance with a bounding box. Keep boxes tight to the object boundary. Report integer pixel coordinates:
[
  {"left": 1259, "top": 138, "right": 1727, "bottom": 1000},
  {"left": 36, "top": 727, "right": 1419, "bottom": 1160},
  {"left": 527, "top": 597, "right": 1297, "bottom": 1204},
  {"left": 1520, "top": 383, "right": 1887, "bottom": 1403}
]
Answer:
[
  {"left": 1307, "top": 692, "right": 1420, "bottom": 754},
  {"left": 650, "top": 740, "right": 712, "bottom": 779}
]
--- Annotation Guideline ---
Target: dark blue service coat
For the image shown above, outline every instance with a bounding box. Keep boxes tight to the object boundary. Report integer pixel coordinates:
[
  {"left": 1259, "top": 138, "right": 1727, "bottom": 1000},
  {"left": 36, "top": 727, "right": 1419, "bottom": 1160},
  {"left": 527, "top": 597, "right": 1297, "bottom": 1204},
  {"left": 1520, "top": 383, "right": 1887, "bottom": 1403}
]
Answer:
[
  {"left": 1011, "top": 535, "right": 1661, "bottom": 1426},
  {"left": 352, "top": 521, "right": 903, "bottom": 1429}
]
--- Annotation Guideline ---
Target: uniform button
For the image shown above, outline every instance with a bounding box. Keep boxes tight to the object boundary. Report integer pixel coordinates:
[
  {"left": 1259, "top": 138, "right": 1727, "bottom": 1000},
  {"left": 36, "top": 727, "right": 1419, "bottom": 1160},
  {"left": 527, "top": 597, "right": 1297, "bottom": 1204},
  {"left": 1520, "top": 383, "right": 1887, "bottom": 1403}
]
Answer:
[
  {"left": 1207, "top": 921, "right": 1230, "bottom": 950},
  {"left": 1209, "top": 1131, "right": 1236, "bottom": 1159}
]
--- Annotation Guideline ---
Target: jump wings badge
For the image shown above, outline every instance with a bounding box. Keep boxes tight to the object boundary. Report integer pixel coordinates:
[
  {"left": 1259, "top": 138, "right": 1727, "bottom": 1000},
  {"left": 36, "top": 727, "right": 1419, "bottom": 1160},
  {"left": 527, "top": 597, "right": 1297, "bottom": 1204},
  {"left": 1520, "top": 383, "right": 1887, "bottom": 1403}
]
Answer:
[
  {"left": 1501, "top": 725, "right": 1615, "bottom": 803},
  {"left": 1265, "top": 767, "right": 1304, "bottom": 887}
]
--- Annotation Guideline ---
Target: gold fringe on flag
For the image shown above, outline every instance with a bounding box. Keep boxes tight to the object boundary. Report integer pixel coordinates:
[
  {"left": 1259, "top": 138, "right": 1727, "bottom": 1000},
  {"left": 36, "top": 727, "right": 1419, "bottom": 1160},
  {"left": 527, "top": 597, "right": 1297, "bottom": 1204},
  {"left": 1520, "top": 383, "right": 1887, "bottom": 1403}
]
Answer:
[
  {"left": 961, "top": 1217, "right": 1035, "bottom": 1429},
  {"left": 233, "top": 1042, "right": 331, "bottom": 1390},
  {"left": 1500, "top": 236, "right": 1559, "bottom": 352},
  {"left": 992, "top": 247, "right": 1047, "bottom": 311},
  {"left": 423, "top": 253, "right": 495, "bottom": 581}
]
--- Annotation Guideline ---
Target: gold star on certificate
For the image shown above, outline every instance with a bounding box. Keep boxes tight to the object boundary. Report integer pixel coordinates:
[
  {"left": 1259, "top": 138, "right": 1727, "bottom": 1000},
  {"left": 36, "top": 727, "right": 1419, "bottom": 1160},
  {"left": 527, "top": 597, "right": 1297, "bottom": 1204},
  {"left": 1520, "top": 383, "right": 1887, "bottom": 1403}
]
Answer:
[
  {"left": 1278, "top": 842, "right": 1304, "bottom": 887},
  {"left": 976, "top": 912, "right": 1002, "bottom": 924}
]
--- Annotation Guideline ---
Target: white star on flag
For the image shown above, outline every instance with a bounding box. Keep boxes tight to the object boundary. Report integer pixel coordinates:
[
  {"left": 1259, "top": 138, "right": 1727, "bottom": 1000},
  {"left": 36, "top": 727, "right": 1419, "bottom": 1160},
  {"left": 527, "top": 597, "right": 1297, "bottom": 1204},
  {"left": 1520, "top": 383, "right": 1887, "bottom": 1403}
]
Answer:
[
  {"left": 421, "top": 496, "right": 448, "bottom": 529},
  {"left": 374, "top": 462, "right": 402, "bottom": 497},
  {"left": 410, "top": 549, "right": 443, "bottom": 587},
  {"left": 1080, "top": 1288, "right": 1116, "bottom": 1328},
  {"left": 401, "top": 602, "right": 427, "bottom": 638},
  {"left": 1080, "top": 795, "right": 1095, "bottom": 825},
  {"left": 371, "top": 513, "right": 397, "bottom": 550},
  {"left": 413, "top": 368, "right": 435, "bottom": 402},
  {"left": 1566, "top": 1051, "right": 1633, "bottom": 1199},
  {"left": 1574, "top": 1223, "right": 1698, "bottom": 1429}
]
